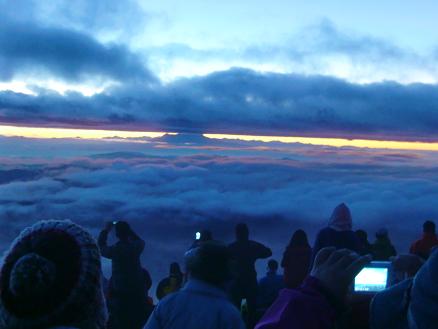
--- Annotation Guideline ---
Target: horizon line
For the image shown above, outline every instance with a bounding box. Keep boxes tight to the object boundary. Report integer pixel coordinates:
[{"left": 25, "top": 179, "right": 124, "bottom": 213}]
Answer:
[{"left": 2, "top": 124, "right": 438, "bottom": 151}]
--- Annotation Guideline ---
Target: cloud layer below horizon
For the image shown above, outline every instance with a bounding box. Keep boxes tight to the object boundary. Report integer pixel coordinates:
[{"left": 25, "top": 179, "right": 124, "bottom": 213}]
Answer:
[{"left": 1, "top": 135, "right": 438, "bottom": 281}]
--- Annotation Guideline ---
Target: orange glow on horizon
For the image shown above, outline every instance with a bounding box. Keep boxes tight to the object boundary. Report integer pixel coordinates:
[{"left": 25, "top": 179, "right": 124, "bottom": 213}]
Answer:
[
  {"left": 1, "top": 124, "right": 438, "bottom": 151},
  {"left": 203, "top": 134, "right": 438, "bottom": 151},
  {"left": 0, "top": 125, "right": 172, "bottom": 139}
]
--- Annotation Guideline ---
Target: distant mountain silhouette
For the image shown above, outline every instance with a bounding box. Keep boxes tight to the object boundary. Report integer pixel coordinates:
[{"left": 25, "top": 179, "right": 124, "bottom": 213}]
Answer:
[{"left": 157, "top": 133, "right": 213, "bottom": 145}]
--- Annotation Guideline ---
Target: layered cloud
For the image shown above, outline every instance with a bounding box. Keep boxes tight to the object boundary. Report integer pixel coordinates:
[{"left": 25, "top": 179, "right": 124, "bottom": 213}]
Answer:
[
  {"left": 0, "top": 18, "right": 156, "bottom": 83},
  {"left": 2, "top": 69, "right": 438, "bottom": 140},
  {"left": 1, "top": 136, "right": 438, "bottom": 280},
  {"left": 0, "top": 0, "right": 153, "bottom": 42},
  {"left": 147, "top": 19, "right": 438, "bottom": 84}
]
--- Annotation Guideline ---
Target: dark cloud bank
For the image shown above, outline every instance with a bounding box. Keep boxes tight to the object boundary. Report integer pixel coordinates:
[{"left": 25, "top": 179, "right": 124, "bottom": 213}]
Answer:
[
  {"left": 0, "top": 18, "right": 155, "bottom": 83},
  {"left": 2, "top": 69, "right": 438, "bottom": 140}
]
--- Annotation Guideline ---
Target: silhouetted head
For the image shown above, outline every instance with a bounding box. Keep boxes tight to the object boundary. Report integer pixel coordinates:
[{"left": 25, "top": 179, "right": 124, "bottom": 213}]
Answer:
[
  {"left": 185, "top": 241, "right": 231, "bottom": 287},
  {"left": 376, "top": 228, "right": 389, "bottom": 240},
  {"left": 288, "top": 229, "right": 309, "bottom": 248},
  {"left": 200, "top": 229, "right": 213, "bottom": 241},
  {"left": 267, "top": 259, "right": 278, "bottom": 272},
  {"left": 115, "top": 221, "right": 131, "bottom": 240},
  {"left": 423, "top": 220, "right": 436, "bottom": 234},
  {"left": 169, "top": 262, "right": 182, "bottom": 275},
  {"left": 328, "top": 203, "right": 352, "bottom": 231},
  {"left": 355, "top": 229, "right": 369, "bottom": 243},
  {"left": 235, "top": 223, "right": 249, "bottom": 241}
]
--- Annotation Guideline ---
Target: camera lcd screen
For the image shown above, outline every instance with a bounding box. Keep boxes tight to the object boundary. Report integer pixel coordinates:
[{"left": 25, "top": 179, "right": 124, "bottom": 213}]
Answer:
[{"left": 354, "top": 266, "right": 388, "bottom": 292}]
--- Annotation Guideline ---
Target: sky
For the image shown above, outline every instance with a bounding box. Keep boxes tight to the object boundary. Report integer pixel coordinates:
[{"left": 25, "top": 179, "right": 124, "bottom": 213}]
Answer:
[
  {"left": 1, "top": 1, "right": 438, "bottom": 285},
  {"left": 1, "top": 0, "right": 438, "bottom": 140}
]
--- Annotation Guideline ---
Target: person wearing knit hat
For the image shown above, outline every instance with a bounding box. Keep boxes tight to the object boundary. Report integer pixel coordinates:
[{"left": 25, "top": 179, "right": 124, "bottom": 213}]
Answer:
[
  {"left": 312, "top": 203, "right": 361, "bottom": 261},
  {"left": 370, "top": 247, "right": 438, "bottom": 329},
  {"left": 0, "top": 220, "right": 107, "bottom": 329}
]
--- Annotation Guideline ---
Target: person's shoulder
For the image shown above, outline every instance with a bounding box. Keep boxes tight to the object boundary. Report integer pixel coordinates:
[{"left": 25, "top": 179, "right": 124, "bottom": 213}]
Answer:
[
  {"left": 258, "top": 276, "right": 268, "bottom": 284},
  {"left": 318, "top": 227, "right": 332, "bottom": 235},
  {"left": 275, "top": 274, "right": 283, "bottom": 281},
  {"left": 219, "top": 302, "right": 246, "bottom": 328},
  {"left": 220, "top": 298, "right": 243, "bottom": 316},
  {"left": 248, "top": 239, "right": 265, "bottom": 247},
  {"left": 155, "top": 289, "right": 183, "bottom": 310}
]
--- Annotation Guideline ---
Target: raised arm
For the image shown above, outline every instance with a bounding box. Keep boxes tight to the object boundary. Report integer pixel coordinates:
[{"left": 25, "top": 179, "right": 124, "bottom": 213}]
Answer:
[
  {"left": 253, "top": 241, "right": 272, "bottom": 259},
  {"left": 98, "top": 222, "right": 115, "bottom": 259},
  {"left": 129, "top": 226, "right": 145, "bottom": 253}
]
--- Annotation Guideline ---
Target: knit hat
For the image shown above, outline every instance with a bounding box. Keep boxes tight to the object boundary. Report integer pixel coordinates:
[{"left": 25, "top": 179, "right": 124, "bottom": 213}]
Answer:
[
  {"left": 371, "top": 248, "right": 438, "bottom": 329},
  {"left": 0, "top": 220, "right": 107, "bottom": 329},
  {"left": 328, "top": 203, "right": 352, "bottom": 231}
]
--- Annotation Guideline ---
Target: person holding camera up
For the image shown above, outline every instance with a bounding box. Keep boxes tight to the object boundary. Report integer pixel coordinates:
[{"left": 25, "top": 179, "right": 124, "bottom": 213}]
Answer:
[{"left": 98, "top": 221, "right": 148, "bottom": 329}]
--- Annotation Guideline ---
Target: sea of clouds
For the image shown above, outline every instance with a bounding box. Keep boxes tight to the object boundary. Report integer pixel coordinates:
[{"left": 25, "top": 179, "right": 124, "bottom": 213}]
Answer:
[{"left": 1, "top": 135, "right": 438, "bottom": 287}]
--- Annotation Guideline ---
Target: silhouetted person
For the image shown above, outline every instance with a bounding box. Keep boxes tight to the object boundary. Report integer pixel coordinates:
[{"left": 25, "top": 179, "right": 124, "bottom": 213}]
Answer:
[
  {"left": 355, "top": 229, "right": 373, "bottom": 255},
  {"left": 156, "top": 262, "right": 184, "bottom": 300},
  {"left": 228, "top": 223, "right": 272, "bottom": 328},
  {"left": 372, "top": 228, "right": 397, "bottom": 261},
  {"left": 99, "top": 221, "right": 146, "bottom": 329},
  {"left": 313, "top": 203, "right": 361, "bottom": 260},
  {"left": 143, "top": 268, "right": 155, "bottom": 319},
  {"left": 190, "top": 229, "right": 213, "bottom": 249},
  {"left": 145, "top": 241, "right": 245, "bottom": 329},
  {"left": 0, "top": 220, "right": 107, "bottom": 329},
  {"left": 257, "top": 260, "right": 284, "bottom": 312},
  {"left": 410, "top": 220, "right": 438, "bottom": 260},
  {"left": 281, "top": 229, "right": 312, "bottom": 288}
]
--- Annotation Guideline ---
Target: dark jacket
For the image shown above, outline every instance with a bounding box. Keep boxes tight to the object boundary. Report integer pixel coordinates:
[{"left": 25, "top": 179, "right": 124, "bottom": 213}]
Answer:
[
  {"left": 372, "top": 237, "right": 397, "bottom": 261},
  {"left": 313, "top": 227, "right": 360, "bottom": 259},
  {"left": 281, "top": 246, "right": 311, "bottom": 289},
  {"left": 156, "top": 274, "right": 184, "bottom": 300},
  {"left": 98, "top": 230, "right": 145, "bottom": 293},
  {"left": 228, "top": 240, "right": 272, "bottom": 281}
]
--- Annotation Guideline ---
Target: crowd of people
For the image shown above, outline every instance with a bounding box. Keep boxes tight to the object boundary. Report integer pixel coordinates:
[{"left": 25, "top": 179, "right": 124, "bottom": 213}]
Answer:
[{"left": 0, "top": 203, "right": 437, "bottom": 329}]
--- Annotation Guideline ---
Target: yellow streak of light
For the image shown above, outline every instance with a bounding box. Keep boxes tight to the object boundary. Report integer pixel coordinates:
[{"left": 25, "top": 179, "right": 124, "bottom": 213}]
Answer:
[
  {"left": 1, "top": 124, "right": 437, "bottom": 151},
  {"left": 0, "top": 125, "right": 172, "bottom": 139},
  {"left": 204, "top": 134, "right": 438, "bottom": 151}
]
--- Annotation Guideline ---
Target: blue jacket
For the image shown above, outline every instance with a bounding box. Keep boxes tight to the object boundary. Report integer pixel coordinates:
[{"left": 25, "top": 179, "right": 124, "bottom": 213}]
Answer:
[
  {"left": 258, "top": 271, "right": 285, "bottom": 309},
  {"left": 144, "top": 279, "right": 245, "bottom": 329}
]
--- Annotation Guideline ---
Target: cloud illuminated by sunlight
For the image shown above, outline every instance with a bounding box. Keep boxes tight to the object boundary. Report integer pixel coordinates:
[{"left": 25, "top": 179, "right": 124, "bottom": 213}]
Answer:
[
  {"left": 0, "top": 125, "right": 172, "bottom": 139},
  {"left": 2, "top": 124, "right": 438, "bottom": 151},
  {"left": 204, "top": 134, "right": 438, "bottom": 151}
]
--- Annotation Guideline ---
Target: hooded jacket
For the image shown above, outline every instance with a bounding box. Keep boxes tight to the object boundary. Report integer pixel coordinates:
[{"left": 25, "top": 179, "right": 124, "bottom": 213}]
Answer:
[{"left": 313, "top": 204, "right": 360, "bottom": 259}]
